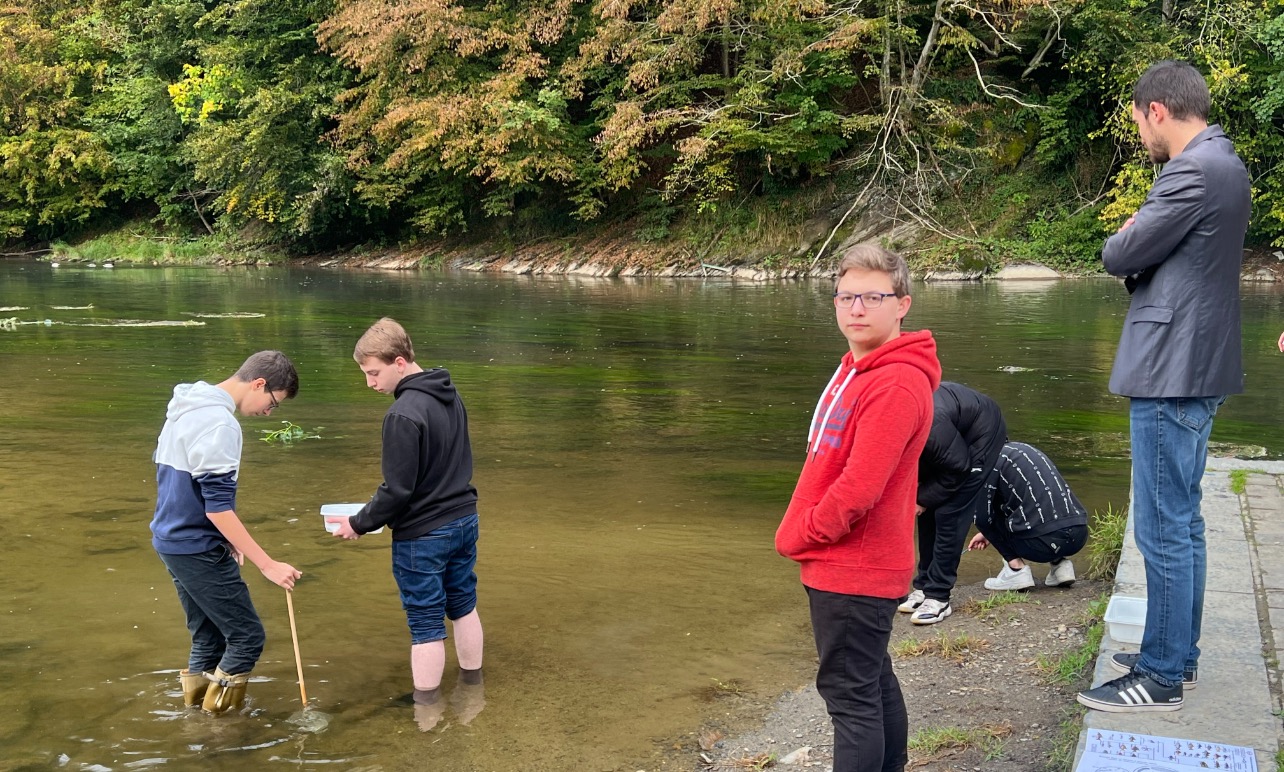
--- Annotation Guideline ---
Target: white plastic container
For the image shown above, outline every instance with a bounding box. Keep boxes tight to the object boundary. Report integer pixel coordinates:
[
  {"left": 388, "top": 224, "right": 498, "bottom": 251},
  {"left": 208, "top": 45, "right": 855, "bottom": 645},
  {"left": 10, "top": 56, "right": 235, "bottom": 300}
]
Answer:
[
  {"left": 1103, "top": 594, "right": 1147, "bottom": 644},
  {"left": 320, "top": 503, "right": 384, "bottom": 534}
]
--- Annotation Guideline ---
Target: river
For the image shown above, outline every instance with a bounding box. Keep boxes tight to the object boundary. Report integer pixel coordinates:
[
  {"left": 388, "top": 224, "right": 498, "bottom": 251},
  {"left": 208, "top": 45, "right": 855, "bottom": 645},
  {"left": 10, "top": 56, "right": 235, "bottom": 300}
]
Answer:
[{"left": 1, "top": 262, "right": 1280, "bottom": 770}]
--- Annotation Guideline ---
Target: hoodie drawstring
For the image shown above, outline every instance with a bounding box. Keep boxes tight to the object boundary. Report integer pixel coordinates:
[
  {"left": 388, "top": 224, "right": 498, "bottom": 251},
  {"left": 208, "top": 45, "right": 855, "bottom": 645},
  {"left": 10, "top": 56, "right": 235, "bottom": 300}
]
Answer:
[{"left": 808, "top": 367, "right": 856, "bottom": 458}]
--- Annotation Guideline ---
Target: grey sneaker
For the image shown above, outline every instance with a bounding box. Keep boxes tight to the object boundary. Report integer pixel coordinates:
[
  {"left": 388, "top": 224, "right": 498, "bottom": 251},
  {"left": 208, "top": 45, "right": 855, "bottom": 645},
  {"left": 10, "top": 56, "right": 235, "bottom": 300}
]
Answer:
[
  {"left": 1045, "top": 559, "right": 1076, "bottom": 587},
  {"left": 984, "top": 564, "right": 1035, "bottom": 591},
  {"left": 1108, "top": 652, "right": 1197, "bottom": 688},
  {"left": 897, "top": 589, "right": 925, "bottom": 613},
  {"left": 911, "top": 598, "right": 952, "bottom": 625},
  {"left": 1077, "top": 671, "right": 1182, "bottom": 712}
]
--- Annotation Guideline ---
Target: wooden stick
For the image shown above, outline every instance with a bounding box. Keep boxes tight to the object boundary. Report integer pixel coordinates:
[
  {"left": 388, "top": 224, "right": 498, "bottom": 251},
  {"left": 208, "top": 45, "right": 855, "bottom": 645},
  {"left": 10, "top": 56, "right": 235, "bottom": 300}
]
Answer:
[{"left": 285, "top": 589, "right": 308, "bottom": 707}]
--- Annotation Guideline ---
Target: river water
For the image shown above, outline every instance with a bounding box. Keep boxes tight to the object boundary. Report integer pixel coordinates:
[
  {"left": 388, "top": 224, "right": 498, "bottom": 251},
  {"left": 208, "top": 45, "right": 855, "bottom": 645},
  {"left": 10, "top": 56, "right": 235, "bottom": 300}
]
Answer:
[{"left": 1, "top": 262, "right": 1281, "bottom": 770}]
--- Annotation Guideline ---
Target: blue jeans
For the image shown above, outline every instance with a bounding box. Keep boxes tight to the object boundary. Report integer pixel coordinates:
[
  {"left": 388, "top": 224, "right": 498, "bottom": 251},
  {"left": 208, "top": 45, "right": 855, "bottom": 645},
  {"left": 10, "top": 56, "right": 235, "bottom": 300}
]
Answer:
[
  {"left": 392, "top": 514, "right": 479, "bottom": 645},
  {"left": 1130, "top": 396, "right": 1224, "bottom": 688},
  {"left": 158, "top": 546, "right": 265, "bottom": 675}
]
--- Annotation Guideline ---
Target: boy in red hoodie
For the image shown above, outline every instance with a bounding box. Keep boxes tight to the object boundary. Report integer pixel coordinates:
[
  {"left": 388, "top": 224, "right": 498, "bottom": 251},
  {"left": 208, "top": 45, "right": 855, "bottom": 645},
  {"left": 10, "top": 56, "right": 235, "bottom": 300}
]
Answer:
[{"left": 776, "top": 244, "right": 941, "bottom": 772}]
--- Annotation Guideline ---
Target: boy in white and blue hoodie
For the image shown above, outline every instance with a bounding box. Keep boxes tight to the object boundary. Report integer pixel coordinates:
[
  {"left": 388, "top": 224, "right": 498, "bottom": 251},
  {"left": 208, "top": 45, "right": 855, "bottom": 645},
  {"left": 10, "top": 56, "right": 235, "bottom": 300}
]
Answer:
[{"left": 151, "top": 351, "right": 302, "bottom": 714}]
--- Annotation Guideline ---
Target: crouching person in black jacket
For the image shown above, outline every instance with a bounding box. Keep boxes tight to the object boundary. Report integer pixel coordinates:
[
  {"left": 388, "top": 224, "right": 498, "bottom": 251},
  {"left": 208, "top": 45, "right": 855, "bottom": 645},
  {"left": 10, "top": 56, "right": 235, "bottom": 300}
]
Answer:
[
  {"left": 901, "top": 382, "right": 1007, "bottom": 625},
  {"left": 967, "top": 441, "right": 1088, "bottom": 591}
]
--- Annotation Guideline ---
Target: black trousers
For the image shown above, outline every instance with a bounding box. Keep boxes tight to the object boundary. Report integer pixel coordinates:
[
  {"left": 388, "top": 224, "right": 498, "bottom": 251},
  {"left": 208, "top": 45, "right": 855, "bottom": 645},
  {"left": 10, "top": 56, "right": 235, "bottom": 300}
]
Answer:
[
  {"left": 807, "top": 588, "right": 907, "bottom": 772},
  {"left": 977, "top": 522, "right": 1088, "bottom": 565},
  {"left": 913, "top": 473, "right": 989, "bottom": 602}
]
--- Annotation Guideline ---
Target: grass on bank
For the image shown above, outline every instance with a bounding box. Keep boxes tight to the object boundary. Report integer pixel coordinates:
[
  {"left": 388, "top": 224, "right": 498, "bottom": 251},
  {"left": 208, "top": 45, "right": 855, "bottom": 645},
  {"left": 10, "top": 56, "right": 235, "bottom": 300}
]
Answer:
[
  {"left": 1036, "top": 593, "right": 1109, "bottom": 687},
  {"left": 1084, "top": 503, "right": 1128, "bottom": 581},
  {"left": 50, "top": 228, "right": 276, "bottom": 265},
  {"left": 958, "top": 590, "right": 1037, "bottom": 619},
  {"left": 1046, "top": 704, "right": 1089, "bottom": 772},
  {"left": 908, "top": 722, "right": 1013, "bottom": 764},
  {"left": 1039, "top": 593, "right": 1110, "bottom": 771},
  {"left": 1230, "top": 468, "right": 1269, "bottom": 495},
  {"left": 892, "top": 631, "right": 990, "bottom": 662}
]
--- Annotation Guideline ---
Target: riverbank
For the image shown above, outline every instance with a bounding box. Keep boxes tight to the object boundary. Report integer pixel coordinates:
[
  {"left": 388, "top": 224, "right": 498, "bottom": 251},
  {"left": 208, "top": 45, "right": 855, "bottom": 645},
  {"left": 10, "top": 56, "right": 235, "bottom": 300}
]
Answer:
[
  {"left": 642, "top": 579, "right": 1110, "bottom": 772},
  {"left": 648, "top": 459, "right": 1284, "bottom": 772},
  {"left": 34, "top": 231, "right": 1284, "bottom": 283}
]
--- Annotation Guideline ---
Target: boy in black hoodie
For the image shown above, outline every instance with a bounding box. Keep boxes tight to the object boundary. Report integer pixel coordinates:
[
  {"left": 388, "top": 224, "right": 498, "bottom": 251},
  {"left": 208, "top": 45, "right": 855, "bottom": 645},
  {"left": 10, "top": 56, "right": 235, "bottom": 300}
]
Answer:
[
  {"left": 327, "top": 318, "right": 484, "bottom": 724},
  {"left": 899, "top": 382, "right": 1007, "bottom": 625}
]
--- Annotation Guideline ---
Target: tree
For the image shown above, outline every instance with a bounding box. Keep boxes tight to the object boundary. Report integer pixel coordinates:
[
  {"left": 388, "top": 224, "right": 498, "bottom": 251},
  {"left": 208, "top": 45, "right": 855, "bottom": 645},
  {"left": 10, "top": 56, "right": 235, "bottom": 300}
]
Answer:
[{"left": 0, "top": 1, "right": 112, "bottom": 240}]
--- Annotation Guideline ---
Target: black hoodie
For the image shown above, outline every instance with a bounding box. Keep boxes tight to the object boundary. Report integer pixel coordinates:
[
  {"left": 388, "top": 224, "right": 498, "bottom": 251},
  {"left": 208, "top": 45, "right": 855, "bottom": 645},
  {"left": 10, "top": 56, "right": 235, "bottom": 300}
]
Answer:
[
  {"left": 916, "top": 382, "right": 1008, "bottom": 511},
  {"left": 351, "top": 369, "right": 478, "bottom": 539}
]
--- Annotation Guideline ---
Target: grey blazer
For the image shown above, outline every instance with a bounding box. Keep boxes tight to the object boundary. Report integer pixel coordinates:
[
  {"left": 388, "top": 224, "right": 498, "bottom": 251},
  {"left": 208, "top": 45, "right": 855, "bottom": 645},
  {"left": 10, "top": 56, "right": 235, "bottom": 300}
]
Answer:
[{"left": 1103, "top": 125, "right": 1250, "bottom": 398}]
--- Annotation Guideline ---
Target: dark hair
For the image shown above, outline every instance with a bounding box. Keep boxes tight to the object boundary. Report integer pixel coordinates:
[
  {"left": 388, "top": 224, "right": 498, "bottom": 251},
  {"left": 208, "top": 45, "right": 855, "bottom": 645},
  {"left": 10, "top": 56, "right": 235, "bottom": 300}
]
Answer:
[
  {"left": 1133, "top": 60, "right": 1210, "bottom": 122},
  {"left": 233, "top": 351, "right": 299, "bottom": 398},
  {"left": 354, "top": 317, "right": 416, "bottom": 364},
  {"left": 835, "top": 243, "right": 911, "bottom": 296}
]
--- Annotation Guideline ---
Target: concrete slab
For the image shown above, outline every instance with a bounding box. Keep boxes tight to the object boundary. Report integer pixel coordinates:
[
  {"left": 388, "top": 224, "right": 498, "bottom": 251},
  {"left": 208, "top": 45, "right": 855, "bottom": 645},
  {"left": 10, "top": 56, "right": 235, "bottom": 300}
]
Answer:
[
  {"left": 1206, "top": 538, "right": 1259, "bottom": 595},
  {"left": 1074, "top": 465, "right": 1284, "bottom": 770},
  {"left": 1205, "top": 459, "right": 1284, "bottom": 474},
  {"left": 1115, "top": 555, "right": 1148, "bottom": 587},
  {"left": 1258, "top": 560, "right": 1284, "bottom": 592}
]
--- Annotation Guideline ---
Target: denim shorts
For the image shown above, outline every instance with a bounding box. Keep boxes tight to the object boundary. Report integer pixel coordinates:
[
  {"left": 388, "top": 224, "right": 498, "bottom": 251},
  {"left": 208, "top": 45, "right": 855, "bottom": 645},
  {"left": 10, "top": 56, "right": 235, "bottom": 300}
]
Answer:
[{"left": 392, "top": 513, "right": 479, "bottom": 645}]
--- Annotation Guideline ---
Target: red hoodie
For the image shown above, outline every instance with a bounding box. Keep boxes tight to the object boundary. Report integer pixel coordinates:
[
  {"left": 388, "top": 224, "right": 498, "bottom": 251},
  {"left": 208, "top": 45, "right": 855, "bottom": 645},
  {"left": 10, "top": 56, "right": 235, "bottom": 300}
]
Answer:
[{"left": 775, "top": 330, "right": 941, "bottom": 598}]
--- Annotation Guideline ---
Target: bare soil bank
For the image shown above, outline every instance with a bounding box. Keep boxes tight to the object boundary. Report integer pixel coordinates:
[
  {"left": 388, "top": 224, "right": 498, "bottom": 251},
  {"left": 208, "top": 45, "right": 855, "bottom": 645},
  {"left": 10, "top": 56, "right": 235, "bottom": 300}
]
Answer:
[
  {"left": 297, "top": 239, "right": 1283, "bottom": 283},
  {"left": 634, "top": 578, "right": 1110, "bottom": 772}
]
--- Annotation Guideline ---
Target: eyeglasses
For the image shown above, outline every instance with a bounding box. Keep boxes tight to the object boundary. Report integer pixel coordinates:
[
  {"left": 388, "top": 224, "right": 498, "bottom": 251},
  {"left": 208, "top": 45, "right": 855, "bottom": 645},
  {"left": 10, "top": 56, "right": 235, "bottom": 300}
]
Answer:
[
  {"left": 266, "top": 389, "right": 280, "bottom": 412},
  {"left": 834, "top": 292, "right": 898, "bottom": 309}
]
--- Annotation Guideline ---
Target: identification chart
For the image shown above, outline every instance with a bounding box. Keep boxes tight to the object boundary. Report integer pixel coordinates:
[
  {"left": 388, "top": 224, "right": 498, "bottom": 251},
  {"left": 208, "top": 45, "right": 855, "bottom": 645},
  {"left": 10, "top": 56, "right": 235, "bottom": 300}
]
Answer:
[{"left": 1076, "top": 730, "right": 1258, "bottom": 772}]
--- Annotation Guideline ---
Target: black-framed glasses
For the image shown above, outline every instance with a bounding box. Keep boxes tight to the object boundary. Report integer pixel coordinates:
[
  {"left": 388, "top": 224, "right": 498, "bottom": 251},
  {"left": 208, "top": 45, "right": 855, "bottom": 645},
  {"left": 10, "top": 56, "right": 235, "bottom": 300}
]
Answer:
[
  {"left": 834, "top": 292, "right": 897, "bottom": 309},
  {"left": 266, "top": 389, "right": 280, "bottom": 411}
]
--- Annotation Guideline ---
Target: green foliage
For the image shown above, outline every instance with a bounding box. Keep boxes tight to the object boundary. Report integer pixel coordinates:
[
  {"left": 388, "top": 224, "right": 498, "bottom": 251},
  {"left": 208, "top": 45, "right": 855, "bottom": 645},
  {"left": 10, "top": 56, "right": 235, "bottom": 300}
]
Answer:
[
  {"left": 0, "top": 2, "right": 113, "bottom": 239},
  {"left": 963, "top": 590, "right": 1036, "bottom": 619},
  {"left": 1085, "top": 503, "right": 1127, "bottom": 581},
  {"left": 2, "top": 0, "right": 1281, "bottom": 257},
  {"left": 259, "top": 421, "right": 323, "bottom": 445},
  {"left": 50, "top": 227, "right": 245, "bottom": 263},
  {"left": 1229, "top": 468, "right": 1267, "bottom": 495}
]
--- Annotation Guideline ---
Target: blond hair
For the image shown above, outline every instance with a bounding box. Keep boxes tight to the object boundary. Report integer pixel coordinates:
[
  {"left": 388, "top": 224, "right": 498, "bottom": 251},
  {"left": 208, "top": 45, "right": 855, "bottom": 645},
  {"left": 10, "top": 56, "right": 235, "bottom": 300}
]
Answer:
[
  {"left": 354, "top": 317, "right": 416, "bottom": 364},
  {"left": 836, "top": 244, "right": 910, "bottom": 296}
]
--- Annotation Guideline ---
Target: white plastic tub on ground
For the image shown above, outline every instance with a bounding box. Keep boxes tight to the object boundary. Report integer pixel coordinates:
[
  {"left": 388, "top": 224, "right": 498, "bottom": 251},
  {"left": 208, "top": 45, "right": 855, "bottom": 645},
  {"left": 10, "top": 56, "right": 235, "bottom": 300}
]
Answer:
[
  {"left": 1103, "top": 594, "right": 1146, "bottom": 645},
  {"left": 320, "top": 503, "right": 384, "bottom": 534}
]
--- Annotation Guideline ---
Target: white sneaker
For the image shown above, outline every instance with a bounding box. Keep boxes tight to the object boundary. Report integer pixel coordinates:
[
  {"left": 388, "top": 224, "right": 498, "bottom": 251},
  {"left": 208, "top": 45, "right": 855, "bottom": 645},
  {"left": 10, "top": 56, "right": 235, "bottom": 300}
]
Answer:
[
  {"left": 911, "top": 598, "right": 952, "bottom": 625},
  {"left": 984, "top": 564, "right": 1035, "bottom": 591},
  {"left": 897, "top": 589, "right": 925, "bottom": 613},
  {"left": 1045, "top": 559, "right": 1076, "bottom": 587}
]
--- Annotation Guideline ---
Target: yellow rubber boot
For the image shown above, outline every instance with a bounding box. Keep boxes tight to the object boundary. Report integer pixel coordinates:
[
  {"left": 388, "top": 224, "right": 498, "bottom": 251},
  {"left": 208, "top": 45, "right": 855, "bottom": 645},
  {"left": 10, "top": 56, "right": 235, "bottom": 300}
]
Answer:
[
  {"left": 179, "top": 669, "right": 210, "bottom": 708},
  {"left": 201, "top": 668, "right": 250, "bottom": 715}
]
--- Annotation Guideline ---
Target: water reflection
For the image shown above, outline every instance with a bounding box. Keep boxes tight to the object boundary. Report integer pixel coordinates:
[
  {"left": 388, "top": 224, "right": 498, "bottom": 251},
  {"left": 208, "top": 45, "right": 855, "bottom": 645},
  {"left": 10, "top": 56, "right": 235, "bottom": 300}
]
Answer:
[{"left": 0, "top": 263, "right": 1281, "bottom": 770}]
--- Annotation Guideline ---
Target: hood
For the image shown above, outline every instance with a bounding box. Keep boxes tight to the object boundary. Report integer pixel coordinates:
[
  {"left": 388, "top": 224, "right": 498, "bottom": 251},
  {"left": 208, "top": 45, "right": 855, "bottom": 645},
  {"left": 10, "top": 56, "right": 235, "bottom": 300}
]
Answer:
[
  {"left": 849, "top": 330, "right": 941, "bottom": 389},
  {"left": 166, "top": 381, "right": 235, "bottom": 421},
  {"left": 395, "top": 369, "right": 458, "bottom": 404},
  {"left": 806, "top": 330, "right": 940, "bottom": 458}
]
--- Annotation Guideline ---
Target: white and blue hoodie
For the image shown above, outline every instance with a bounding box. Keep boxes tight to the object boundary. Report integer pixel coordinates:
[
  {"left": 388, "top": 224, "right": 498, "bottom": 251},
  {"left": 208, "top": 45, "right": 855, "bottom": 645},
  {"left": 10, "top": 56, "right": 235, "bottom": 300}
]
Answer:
[{"left": 150, "top": 381, "right": 241, "bottom": 555}]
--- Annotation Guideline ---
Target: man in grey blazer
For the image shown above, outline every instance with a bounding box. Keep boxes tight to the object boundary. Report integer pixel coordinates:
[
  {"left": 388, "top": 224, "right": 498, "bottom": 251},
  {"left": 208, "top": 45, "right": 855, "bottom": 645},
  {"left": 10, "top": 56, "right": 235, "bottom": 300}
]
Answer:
[{"left": 1077, "top": 61, "right": 1251, "bottom": 714}]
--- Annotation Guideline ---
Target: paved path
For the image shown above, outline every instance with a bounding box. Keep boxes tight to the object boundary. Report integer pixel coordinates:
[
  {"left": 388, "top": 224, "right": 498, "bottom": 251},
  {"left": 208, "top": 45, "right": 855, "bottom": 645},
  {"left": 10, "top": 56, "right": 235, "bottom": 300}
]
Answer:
[{"left": 1075, "top": 458, "right": 1284, "bottom": 771}]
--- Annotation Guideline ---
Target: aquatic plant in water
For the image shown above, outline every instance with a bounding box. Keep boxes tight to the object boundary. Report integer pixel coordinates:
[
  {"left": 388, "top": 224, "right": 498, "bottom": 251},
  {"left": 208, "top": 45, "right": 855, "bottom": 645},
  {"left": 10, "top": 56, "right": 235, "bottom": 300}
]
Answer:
[{"left": 260, "top": 421, "right": 323, "bottom": 445}]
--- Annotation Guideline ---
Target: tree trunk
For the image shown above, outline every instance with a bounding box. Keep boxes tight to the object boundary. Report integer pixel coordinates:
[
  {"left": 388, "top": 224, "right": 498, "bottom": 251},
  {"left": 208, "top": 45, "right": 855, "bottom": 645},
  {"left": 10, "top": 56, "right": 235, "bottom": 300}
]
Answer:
[
  {"left": 722, "top": 16, "right": 731, "bottom": 80},
  {"left": 910, "top": 0, "right": 949, "bottom": 94}
]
